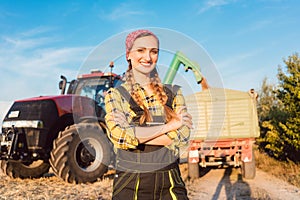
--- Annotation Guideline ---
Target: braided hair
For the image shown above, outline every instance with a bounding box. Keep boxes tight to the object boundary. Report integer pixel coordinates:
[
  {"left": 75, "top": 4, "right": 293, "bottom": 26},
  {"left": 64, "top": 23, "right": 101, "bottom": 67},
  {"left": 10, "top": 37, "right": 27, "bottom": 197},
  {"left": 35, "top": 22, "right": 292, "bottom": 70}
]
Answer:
[{"left": 125, "top": 64, "right": 178, "bottom": 125}]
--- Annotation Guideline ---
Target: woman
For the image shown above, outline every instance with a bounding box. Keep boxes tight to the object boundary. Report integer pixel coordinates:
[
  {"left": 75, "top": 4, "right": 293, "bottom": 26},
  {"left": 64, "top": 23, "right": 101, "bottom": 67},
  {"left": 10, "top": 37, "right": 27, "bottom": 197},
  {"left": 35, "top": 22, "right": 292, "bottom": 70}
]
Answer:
[{"left": 105, "top": 29, "right": 193, "bottom": 200}]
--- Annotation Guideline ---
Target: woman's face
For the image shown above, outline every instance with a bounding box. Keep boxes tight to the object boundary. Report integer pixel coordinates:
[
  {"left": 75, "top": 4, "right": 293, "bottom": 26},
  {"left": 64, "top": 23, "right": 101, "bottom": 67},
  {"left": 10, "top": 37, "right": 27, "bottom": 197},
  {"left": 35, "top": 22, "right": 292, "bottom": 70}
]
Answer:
[{"left": 127, "top": 35, "right": 159, "bottom": 76}]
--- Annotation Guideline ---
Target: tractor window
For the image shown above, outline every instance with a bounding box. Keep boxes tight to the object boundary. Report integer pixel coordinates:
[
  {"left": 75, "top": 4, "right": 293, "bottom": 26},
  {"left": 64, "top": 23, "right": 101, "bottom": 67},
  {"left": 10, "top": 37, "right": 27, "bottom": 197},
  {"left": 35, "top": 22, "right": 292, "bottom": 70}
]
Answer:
[
  {"left": 73, "top": 78, "right": 112, "bottom": 109},
  {"left": 73, "top": 76, "right": 123, "bottom": 111},
  {"left": 81, "top": 86, "right": 95, "bottom": 99}
]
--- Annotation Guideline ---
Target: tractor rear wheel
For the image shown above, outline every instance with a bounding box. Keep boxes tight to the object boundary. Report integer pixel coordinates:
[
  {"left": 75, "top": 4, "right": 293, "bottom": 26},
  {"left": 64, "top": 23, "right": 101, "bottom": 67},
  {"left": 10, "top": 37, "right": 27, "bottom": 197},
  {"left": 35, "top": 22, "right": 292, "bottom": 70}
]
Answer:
[
  {"left": 0, "top": 160, "right": 50, "bottom": 178},
  {"left": 50, "top": 123, "right": 112, "bottom": 183}
]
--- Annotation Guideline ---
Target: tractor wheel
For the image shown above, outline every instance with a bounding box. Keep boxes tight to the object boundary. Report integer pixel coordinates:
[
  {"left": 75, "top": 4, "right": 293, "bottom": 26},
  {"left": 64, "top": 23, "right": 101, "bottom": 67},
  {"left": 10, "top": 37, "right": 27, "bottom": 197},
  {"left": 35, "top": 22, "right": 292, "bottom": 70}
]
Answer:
[
  {"left": 50, "top": 123, "right": 112, "bottom": 183},
  {"left": 188, "top": 162, "right": 200, "bottom": 179},
  {"left": 0, "top": 160, "right": 50, "bottom": 178},
  {"left": 241, "top": 151, "right": 256, "bottom": 179}
]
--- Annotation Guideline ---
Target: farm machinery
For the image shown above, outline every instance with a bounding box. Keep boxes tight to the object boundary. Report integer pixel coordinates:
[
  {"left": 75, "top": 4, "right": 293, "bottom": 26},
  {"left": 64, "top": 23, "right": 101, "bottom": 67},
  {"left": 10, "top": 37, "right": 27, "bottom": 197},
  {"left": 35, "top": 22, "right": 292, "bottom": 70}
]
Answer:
[
  {"left": 0, "top": 52, "right": 259, "bottom": 184},
  {"left": 166, "top": 52, "right": 260, "bottom": 179},
  {"left": 0, "top": 68, "right": 121, "bottom": 183}
]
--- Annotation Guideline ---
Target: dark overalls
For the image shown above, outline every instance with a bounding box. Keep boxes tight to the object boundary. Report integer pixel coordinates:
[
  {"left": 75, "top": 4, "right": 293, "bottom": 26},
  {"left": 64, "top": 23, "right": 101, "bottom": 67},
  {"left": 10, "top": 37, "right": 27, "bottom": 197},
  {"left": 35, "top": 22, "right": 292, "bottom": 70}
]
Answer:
[
  {"left": 112, "top": 85, "right": 189, "bottom": 200},
  {"left": 112, "top": 144, "right": 188, "bottom": 200}
]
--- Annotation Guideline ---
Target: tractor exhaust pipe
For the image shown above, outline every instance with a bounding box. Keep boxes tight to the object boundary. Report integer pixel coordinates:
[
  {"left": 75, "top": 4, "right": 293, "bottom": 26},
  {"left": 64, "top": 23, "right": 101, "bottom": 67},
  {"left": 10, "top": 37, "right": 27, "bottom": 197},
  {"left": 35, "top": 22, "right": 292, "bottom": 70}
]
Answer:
[{"left": 59, "top": 75, "right": 67, "bottom": 95}]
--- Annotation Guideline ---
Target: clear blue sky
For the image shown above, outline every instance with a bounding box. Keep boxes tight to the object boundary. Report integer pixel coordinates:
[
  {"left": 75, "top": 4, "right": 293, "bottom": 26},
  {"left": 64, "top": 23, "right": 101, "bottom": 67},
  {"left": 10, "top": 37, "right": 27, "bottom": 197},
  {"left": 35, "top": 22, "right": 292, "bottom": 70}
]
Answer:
[{"left": 0, "top": 0, "right": 300, "bottom": 119}]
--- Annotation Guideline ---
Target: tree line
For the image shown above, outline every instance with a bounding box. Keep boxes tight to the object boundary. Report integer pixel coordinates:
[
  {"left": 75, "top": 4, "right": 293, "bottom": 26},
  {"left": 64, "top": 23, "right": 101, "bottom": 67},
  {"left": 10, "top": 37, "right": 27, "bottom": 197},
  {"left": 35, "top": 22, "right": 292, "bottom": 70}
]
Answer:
[{"left": 257, "top": 53, "right": 300, "bottom": 162}]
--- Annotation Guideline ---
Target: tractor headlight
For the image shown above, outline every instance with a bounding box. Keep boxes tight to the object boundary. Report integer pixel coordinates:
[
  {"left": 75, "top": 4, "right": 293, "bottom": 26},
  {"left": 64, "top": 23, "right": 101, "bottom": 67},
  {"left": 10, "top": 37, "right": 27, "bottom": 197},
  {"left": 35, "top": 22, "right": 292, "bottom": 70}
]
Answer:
[{"left": 2, "top": 120, "right": 44, "bottom": 129}]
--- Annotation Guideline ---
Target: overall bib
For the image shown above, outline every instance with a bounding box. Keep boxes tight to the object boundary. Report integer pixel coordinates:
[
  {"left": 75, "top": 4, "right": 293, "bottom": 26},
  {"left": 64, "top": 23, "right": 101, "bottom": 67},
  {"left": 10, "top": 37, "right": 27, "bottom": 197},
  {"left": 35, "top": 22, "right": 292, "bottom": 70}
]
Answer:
[{"left": 112, "top": 144, "right": 188, "bottom": 200}]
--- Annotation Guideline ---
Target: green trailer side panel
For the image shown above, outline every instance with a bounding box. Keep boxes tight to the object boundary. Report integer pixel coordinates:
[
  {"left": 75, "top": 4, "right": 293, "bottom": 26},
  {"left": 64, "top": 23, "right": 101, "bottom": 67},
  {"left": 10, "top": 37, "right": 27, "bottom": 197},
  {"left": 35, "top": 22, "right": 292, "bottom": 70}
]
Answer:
[{"left": 185, "top": 88, "right": 260, "bottom": 140}]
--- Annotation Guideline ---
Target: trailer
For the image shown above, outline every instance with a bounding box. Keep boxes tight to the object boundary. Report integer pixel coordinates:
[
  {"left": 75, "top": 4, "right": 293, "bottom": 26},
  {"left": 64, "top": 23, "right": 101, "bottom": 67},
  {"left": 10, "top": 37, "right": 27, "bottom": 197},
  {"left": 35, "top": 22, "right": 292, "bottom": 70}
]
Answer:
[{"left": 185, "top": 88, "right": 260, "bottom": 179}]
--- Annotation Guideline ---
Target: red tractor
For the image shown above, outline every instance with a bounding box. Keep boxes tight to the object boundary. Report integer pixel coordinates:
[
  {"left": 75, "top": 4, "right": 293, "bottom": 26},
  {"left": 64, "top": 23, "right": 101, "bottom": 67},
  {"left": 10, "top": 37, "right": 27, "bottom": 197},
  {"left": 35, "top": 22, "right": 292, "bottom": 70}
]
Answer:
[{"left": 0, "top": 65, "right": 122, "bottom": 183}]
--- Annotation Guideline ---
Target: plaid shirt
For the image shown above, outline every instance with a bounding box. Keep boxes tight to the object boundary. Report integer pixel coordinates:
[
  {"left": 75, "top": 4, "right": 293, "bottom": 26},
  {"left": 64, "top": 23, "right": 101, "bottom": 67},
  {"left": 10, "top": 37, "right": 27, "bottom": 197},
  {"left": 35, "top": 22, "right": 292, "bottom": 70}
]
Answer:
[{"left": 104, "top": 82, "right": 190, "bottom": 150}]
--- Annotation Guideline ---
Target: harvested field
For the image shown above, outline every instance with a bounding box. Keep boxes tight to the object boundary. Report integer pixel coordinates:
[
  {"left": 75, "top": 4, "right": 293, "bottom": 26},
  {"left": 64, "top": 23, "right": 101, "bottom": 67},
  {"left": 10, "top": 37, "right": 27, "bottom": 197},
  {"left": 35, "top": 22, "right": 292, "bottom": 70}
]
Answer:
[{"left": 1, "top": 163, "right": 300, "bottom": 199}]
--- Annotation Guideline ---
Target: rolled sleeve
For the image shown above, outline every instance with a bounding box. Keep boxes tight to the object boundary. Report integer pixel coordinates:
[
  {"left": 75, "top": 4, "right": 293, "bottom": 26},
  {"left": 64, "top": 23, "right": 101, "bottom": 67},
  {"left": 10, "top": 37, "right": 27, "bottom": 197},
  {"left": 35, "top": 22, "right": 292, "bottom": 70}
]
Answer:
[
  {"left": 166, "top": 88, "right": 190, "bottom": 146},
  {"left": 104, "top": 88, "right": 139, "bottom": 150}
]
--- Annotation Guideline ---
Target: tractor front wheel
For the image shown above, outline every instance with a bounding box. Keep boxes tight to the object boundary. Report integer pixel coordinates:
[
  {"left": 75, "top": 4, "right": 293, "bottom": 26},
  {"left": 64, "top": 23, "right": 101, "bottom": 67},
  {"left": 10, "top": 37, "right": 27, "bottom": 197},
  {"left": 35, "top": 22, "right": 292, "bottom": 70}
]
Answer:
[{"left": 50, "top": 123, "right": 113, "bottom": 183}]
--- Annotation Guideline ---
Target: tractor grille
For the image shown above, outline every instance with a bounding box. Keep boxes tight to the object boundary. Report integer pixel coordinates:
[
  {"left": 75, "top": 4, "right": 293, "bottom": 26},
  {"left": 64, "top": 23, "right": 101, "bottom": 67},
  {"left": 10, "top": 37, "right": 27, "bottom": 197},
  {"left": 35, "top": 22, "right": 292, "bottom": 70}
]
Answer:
[{"left": 2, "top": 100, "right": 59, "bottom": 150}]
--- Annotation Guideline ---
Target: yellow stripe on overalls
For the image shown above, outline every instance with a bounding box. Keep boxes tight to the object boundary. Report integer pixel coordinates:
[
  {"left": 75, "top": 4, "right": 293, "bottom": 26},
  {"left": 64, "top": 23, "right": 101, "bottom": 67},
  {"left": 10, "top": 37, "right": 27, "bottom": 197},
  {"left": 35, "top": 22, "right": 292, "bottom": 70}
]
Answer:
[
  {"left": 168, "top": 171, "right": 177, "bottom": 200},
  {"left": 134, "top": 174, "right": 140, "bottom": 200}
]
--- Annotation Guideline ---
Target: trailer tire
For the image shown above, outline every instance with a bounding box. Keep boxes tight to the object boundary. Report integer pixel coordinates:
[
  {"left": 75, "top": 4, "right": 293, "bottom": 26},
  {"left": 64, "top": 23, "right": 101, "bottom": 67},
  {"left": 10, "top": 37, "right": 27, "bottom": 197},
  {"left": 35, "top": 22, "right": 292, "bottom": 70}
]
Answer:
[
  {"left": 50, "top": 123, "right": 112, "bottom": 183},
  {"left": 188, "top": 162, "right": 200, "bottom": 179},
  {"left": 0, "top": 160, "right": 50, "bottom": 178},
  {"left": 241, "top": 158, "right": 256, "bottom": 179}
]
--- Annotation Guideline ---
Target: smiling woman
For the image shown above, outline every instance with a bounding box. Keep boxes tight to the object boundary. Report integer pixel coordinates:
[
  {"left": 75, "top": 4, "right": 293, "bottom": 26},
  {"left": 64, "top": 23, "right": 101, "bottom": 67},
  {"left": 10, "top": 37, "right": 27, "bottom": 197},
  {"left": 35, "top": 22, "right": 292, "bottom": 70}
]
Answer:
[{"left": 104, "top": 29, "right": 192, "bottom": 200}]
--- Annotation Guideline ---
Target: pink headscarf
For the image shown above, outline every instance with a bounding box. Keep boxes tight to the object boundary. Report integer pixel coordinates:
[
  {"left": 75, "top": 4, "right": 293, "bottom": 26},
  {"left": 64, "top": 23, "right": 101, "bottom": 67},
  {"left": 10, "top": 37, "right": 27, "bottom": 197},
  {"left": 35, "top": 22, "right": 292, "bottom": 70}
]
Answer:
[{"left": 125, "top": 29, "right": 159, "bottom": 60}]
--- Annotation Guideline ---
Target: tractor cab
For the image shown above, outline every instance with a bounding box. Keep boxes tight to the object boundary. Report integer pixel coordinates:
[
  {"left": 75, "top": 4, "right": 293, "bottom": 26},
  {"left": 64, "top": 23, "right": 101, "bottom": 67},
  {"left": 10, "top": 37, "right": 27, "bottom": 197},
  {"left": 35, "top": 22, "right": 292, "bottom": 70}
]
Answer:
[{"left": 59, "top": 70, "right": 123, "bottom": 110}]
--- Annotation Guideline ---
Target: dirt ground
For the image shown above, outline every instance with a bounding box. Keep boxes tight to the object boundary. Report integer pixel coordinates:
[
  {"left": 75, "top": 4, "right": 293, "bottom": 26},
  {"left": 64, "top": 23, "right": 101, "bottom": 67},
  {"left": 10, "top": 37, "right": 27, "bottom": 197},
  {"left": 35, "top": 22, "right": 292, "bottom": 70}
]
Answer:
[
  {"left": 181, "top": 165, "right": 300, "bottom": 200},
  {"left": 1, "top": 163, "right": 300, "bottom": 200}
]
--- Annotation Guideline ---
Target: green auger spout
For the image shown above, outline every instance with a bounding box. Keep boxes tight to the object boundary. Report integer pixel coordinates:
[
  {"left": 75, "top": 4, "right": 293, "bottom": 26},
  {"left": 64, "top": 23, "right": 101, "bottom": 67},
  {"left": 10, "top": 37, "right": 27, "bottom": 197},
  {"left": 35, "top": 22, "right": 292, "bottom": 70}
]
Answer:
[{"left": 163, "top": 51, "right": 203, "bottom": 84}]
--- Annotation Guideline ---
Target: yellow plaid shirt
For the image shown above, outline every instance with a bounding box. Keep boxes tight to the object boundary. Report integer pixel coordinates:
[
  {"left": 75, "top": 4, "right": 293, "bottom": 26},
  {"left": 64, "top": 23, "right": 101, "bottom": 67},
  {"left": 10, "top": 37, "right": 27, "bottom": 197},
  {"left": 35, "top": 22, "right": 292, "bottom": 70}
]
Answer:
[{"left": 104, "top": 82, "right": 190, "bottom": 150}]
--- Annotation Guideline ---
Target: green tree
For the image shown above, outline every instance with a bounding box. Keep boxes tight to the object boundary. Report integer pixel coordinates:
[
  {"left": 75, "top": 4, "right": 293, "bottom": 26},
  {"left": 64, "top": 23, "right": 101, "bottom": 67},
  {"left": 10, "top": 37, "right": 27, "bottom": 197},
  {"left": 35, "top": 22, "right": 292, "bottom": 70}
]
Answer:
[
  {"left": 257, "top": 78, "right": 286, "bottom": 159},
  {"left": 258, "top": 53, "right": 300, "bottom": 161},
  {"left": 276, "top": 53, "right": 300, "bottom": 161},
  {"left": 257, "top": 77, "right": 277, "bottom": 121}
]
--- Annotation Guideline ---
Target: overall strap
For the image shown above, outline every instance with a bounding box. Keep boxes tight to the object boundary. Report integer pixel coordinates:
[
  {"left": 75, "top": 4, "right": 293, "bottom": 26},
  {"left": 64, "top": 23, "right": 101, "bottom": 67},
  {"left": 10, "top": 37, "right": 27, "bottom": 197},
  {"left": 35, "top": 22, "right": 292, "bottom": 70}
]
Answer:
[
  {"left": 115, "top": 84, "right": 180, "bottom": 122},
  {"left": 163, "top": 84, "right": 180, "bottom": 108},
  {"left": 115, "top": 86, "right": 144, "bottom": 116}
]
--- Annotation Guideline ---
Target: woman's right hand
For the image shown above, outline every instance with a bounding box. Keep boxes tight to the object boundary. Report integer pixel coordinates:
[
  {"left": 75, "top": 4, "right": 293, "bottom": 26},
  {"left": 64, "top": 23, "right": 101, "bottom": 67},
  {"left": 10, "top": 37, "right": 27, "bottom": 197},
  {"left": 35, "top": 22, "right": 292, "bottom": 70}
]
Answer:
[
  {"left": 106, "top": 110, "right": 130, "bottom": 128},
  {"left": 165, "top": 106, "right": 193, "bottom": 131}
]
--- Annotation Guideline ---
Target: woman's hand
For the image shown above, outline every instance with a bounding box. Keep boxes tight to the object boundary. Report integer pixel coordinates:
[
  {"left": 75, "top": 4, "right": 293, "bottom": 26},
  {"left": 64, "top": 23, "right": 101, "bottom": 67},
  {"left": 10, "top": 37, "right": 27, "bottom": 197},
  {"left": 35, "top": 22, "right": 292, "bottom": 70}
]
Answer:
[
  {"left": 165, "top": 106, "right": 193, "bottom": 131},
  {"left": 107, "top": 110, "right": 129, "bottom": 127}
]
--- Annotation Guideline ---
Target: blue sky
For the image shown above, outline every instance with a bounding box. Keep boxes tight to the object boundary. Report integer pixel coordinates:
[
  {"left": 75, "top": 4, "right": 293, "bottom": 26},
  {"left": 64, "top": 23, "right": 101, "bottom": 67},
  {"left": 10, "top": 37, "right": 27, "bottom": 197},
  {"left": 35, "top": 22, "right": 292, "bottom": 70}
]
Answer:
[{"left": 0, "top": 0, "right": 300, "bottom": 120}]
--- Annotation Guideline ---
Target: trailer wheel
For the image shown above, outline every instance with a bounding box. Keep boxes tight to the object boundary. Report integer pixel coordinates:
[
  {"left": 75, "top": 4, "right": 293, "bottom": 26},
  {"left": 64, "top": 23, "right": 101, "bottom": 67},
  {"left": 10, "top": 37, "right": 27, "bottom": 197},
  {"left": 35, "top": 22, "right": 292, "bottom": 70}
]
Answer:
[
  {"left": 241, "top": 157, "right": 256, "bottom": 179},
  {"left": 50, "top": 123, "right": 112, "bottom": 183},
  {"left": 0, "top": 160, "right": 50, "bottom": 178},
  {"left": 188, "top": 162, "right": 200, "bottom": 179}
]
